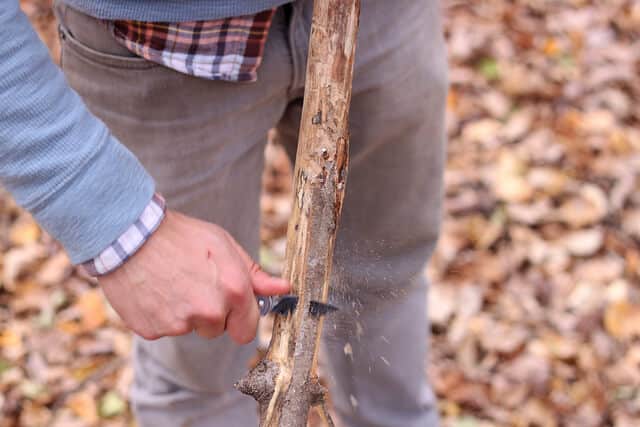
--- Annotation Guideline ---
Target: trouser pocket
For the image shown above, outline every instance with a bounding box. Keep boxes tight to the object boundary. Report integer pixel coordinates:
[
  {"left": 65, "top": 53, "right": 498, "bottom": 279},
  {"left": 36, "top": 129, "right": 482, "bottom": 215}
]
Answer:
[{"left": 54, "top": 1, "right": 157, "bottom": 70}]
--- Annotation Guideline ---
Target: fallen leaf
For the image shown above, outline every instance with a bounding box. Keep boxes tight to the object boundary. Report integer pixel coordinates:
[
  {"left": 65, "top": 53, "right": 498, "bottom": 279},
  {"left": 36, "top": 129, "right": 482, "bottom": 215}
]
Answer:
[
  {"left": 9, "top": 218, "right": 41, "bottom": 246},
  {"left": 500, "top": 108, "right": 533, "bottom": 142},
  {"left": 604, "top": 301, "right": 640, "bottom": 341},
  {"left": 494, "top": 175, "right": 534, "bottom": 203},
  {"left": 542, "top": 333, "right": 580, "bottom": 360},
  {"left": 462, "top": 119, "right": 502, "bottom": 145},
  {"left": 0, "top": 325, "right": 26, "bottom": 361},
  {"left": 557, "top": 184, "right": 608, "bottom": 228},
  {"left": 477, "top": 57, "right": 500, "bottom": 81},
  {"left": 579, "top": 109, "right": 617, "bottom": 135},
  {"left": 506, "top": 199, "right": 553, "bottom": 225},
  {"left": 76, "top": 290, "right": 107, "bottom": 332},
  {"left": 98, "top": 390, "right": 126, "bottom": 418},
  {"left": 2, "top": 245, "right": 47, "bottom": 291},
  {"left": 562, "top": 228, "right": 604, "bottom": 256},
  {"left": 35, "top": 252, "right": 71, "bottom": 287},
  {"left": 66, "top": 391, "right": 98, "bottom": 424},
  {"left": 480, "top": 321, "right": 529, "bottom": 354},
  {"left": 429, "top": 283, "right": 458, "bottom": 326},
  {"left": 527, "top": 167, "right": 570, "bottom": 197},
  {"left": 481, "top": 90, "right": 511, "bottom": 119},
  {"left": 503, "top": 352, "right": 551, "bottom": 393},
  {"left": 518, "top": 398, "right": 558, "bottom": 427},
  {"left": 622, "top": 210, "right": 640, "bottom": 239},
  {"left": 606, "top": 279, "right": 630, "bottom": 303},
  {"left": 18, "top": 400, "right": 51, "bottom": 427},
  {"left": 574, "top": 256, "right": 624, "bottom": 283}
]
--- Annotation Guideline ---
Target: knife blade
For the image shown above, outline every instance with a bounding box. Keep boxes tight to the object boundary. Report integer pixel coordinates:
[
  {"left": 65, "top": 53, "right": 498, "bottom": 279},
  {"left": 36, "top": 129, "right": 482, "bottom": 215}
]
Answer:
[{"left": 257, "top": 295, "right": 338, "bottom": 317}]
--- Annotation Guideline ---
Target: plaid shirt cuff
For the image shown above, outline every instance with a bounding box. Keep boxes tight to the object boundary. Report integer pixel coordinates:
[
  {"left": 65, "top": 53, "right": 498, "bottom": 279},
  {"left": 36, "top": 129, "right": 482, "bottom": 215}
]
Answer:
[{"left": 81, "top": 193, "right": 166, "bottom": 276}]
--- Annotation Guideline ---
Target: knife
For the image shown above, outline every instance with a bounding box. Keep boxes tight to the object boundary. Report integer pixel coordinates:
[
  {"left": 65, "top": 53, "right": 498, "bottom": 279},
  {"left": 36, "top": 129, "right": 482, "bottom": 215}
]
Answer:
[{"left": 257, "top": 295, "right": 338, "bottom": 317}]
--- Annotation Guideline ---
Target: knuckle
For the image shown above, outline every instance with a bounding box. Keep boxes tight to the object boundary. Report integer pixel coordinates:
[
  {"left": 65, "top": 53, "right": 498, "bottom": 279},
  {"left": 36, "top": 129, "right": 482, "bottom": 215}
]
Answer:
[
  {"left": 239, "top": 329, "right": 257, "bottom": 344},
  {"left": 247, "top": 260, "right": 260, "bottom": 275},
  {"left": 225, "top": 282, "right": 248, "bottom": 305},
  {"left": 169, "top": 321, "right": 191, "bottom": 336},
  {"left": 230, "top": 321, "right": 257, "bottom": 345},
  {"left": 208, "top": 224, "right": 227, "bottom": 242},
  {"left": 195, "top": 307, "right": 225, "bottom": 325},
  {"left": 210, "top": 311, "right": 226, "bottom": 324},
  {"left": 235, "top": 328, "right": 257, "bottom": 345},
  {"left": 217, "top": 227, "right": 231, "bottom": 239},
  {"left": 138, "top": 330, "right": 161, "bottom": 341}
]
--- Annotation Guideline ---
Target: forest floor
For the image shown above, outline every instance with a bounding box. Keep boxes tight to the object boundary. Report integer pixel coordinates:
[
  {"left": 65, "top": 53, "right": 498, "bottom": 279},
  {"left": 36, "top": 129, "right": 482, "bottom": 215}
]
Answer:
[{"left": 2, "top": 1, "right": 640, "bottom": 426}]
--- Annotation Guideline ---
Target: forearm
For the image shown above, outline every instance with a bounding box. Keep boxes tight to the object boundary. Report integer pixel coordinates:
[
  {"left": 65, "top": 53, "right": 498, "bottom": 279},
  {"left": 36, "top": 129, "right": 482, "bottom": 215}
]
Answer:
[{"left": 0, "top": 0, "right": 154, "bottom": 263}]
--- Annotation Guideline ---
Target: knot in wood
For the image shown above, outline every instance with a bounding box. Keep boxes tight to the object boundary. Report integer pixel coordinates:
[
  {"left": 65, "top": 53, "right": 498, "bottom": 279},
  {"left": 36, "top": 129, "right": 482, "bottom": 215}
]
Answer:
[
  {"left": 308, "top": 378, "right": 327, "bottom": 406},
  {"left": 235, "top": 360, "right": 279, "bottom": 405}
]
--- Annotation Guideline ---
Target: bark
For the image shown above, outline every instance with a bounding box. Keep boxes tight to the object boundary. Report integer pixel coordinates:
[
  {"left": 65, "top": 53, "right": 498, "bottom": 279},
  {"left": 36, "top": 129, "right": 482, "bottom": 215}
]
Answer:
[{"left": 236, "top": 0, "right": 361, "bottom": 425}]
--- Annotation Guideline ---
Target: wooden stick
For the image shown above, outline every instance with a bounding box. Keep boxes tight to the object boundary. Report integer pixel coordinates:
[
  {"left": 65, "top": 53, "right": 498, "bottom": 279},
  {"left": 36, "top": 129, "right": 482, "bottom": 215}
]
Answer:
[{"left": 236, "top": 0, "right": 361, "bottom": 425}]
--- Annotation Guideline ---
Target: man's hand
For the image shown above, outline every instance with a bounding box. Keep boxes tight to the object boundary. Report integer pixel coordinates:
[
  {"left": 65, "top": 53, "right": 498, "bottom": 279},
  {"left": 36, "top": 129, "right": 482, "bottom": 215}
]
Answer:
[{"left": 98, "top": 210, "right": 289, "bottom": 343}]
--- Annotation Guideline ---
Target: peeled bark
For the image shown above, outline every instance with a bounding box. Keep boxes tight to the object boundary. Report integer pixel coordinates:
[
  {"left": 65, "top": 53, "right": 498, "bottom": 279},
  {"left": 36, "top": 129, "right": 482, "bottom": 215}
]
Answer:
[{"left": 236, "top": 0, "right": 361, "bottom": 425}]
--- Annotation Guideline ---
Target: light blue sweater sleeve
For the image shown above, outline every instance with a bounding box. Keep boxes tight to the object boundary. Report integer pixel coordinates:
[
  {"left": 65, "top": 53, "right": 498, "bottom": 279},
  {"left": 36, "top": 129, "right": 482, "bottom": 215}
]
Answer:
[{"left": 0, "top": 1, "right": 155, "bottom": 264}]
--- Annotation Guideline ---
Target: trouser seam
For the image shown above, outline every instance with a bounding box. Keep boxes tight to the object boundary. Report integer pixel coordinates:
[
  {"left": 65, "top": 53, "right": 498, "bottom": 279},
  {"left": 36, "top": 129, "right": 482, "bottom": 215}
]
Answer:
[{"left": 287, "top": 0, "right": 308, "bottom": 96}]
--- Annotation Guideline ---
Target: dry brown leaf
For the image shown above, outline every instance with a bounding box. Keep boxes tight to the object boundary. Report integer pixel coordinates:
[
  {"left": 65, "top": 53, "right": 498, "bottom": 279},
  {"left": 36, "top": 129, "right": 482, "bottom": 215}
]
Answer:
[
  {"left": 604, "top": 301, "right": 640, "bottom": 341},
  {"left": 9, "top": 218, "right": 41, "bottom": 246},
  {"left": 561, "top": 228, "right": 604, "bottom": 257},
  {"left": 0, "top": 322, "right": 28, "bottom": 361},
  {"left": 18, "top": 401, "right": 52, "bottom": 427},
  {"left": 606, "top": 279, "right": 630, "bottom": 303},
  {"left": 579, "top": 109, "right": 617, "bottom": 134},
  {"left": 429, "top": 283, "right": 458, "bottom": 326},
  {"left": 76, "top": 290, "right": 107, "bottom": 332},
  {"left": 35, "top": 251, "right": 71, "bottom": 287},
  {"left": 66, "top": 391, "right": 98, "bottom": 424},
  {"left": 506, "top": 199, "right": 553, "bottom": 225},
  {"left": 557, "top": 184, "right": 608, "bottom": 228},
  {"left": 567, "top": 281, "right": 604, "bottom": 315},
  {"left": 500, "top": 63, "right": 552, "bottom": 97},
  {"left": 493, "top": 151, "right": 534, "bottom": 203},
  {"left": 480, "top": 320, "right": 529, "bottom": 354},
  {"left": 2, "top": 244, "right": 47, "bottom": 291},
  {"left": 481, "top": 90, "right": 512, "bottom": 119},
  {"left": 622, "top": 210, "right": 640, "bottom": 239},
  {"left": 500, "top": 108, "right": 533, "bottom": 142},
  {"left": 462, "top": 119, "right": 502, "bottom": 145},
  {"left": 447, "top": 285, "right": 484, "bottom": 346},
  {"left": 515, "top": 398, "right": 557, "bottom": 427},
  {"left": 490, "top": 374, "right": 529, "bottom": 408},
  {"left": 503, "top": 353, "right": 551, "bottom": 393},
  {"left": 574, "top": 256, "right": 624, "bottom": 283},
  {"left": 527, "top": 167, "right": 570, "bottom": 197},
  {"left": 542, "top": 333, "right": 580, "bottom": 360},
  {"left": 465, "top": 214, "right": 504, "bottom": 249}
]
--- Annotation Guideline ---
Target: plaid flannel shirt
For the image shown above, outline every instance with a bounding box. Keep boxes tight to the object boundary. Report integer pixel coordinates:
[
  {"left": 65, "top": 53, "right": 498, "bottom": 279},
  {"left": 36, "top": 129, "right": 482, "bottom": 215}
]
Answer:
[
  {"left": 110, "top": 9, "right": 275, "bottom": 81},
  {"left": 83, "top": 9, "right": 275, "bottom": 276}
]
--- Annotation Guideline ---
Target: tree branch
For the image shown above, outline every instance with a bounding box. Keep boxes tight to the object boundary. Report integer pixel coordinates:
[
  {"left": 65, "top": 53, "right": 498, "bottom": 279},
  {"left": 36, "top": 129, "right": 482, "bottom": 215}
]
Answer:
[{"left": 236, "top": 0, "right": 361, "bottom": 425}]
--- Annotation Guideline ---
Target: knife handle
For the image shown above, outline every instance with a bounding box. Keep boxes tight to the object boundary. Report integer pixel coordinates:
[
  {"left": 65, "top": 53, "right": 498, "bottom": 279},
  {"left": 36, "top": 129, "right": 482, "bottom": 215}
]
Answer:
[{"left": 256, "top": 295, "right": 273, "bottom": 316}]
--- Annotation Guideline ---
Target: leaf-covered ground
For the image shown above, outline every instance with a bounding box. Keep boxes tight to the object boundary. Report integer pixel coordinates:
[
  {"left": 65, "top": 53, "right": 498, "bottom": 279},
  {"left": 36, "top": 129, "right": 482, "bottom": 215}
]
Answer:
[{"left": 2, "top": 1, "right": 639, "bottom": 426}]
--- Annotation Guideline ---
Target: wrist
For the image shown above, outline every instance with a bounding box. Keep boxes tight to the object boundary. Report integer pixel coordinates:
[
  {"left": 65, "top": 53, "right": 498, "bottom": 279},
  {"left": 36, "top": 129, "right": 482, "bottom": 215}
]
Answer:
[{"left": 81, "top": 193, "right": 166, "bottom": 276}]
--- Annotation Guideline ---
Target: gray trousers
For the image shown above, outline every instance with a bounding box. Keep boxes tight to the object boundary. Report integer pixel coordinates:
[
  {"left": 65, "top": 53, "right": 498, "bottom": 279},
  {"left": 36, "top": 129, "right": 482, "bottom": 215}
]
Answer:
[{"left": 57, "top": 1, "right": 447, "bottom": 425}]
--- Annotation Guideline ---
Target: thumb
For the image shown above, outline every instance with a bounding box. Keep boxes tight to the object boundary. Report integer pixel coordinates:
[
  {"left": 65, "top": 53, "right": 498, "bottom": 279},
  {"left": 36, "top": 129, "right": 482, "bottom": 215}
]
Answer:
[
  {"left": 225, "top": 234, "right": 290, "bottom": 296},
  {"left": 250, "top": 267, "right": 290, "bottom": 296}
]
